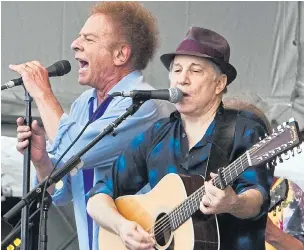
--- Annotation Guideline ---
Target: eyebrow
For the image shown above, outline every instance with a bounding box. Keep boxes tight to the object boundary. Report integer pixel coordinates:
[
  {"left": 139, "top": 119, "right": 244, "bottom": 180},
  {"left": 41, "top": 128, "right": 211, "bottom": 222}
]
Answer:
[
  {"left": 79, "top": 32, "right": 98, "bottom": 38},
  {"left": 172, "top": 63, "right": 204, "bottom": 67}
]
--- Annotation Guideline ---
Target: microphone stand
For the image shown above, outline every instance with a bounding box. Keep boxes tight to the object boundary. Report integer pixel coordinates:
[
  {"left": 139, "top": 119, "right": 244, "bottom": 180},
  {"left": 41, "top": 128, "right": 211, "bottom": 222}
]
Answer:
[
  {"left": 20, "top": 85, "right": 33, "bottom": 250},
  {"left": 2, "top": 99, "right": 146, "bottom": 250},
  {"left": 39, "top": 192, "right": 52, "bottom": 250}
]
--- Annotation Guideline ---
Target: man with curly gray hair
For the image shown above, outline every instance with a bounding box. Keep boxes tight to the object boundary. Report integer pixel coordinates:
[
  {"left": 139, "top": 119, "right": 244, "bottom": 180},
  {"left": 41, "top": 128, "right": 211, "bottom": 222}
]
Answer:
[{"left": 12, "top": 2, "right": 174, "bottom": 249}]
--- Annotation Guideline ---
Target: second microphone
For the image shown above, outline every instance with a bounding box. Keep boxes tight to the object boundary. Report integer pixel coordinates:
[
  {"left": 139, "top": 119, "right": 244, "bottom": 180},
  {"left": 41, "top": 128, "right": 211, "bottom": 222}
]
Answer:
[{"left": 112, "top": 88, "right": 184, "bottom": 103}]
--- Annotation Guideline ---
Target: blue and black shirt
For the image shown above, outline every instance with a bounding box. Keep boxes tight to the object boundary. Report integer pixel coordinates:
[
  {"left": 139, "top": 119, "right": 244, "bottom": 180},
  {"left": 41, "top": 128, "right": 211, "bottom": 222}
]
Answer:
[{"left": 89, "top": 107, "right": 273, "bottom": 250}]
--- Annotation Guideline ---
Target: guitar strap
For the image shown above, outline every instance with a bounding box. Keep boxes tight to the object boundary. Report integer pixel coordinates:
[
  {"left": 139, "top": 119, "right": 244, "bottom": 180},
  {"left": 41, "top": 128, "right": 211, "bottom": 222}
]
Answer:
[{"left": 205, "top": 105, "right": 239, "bottom": 181}]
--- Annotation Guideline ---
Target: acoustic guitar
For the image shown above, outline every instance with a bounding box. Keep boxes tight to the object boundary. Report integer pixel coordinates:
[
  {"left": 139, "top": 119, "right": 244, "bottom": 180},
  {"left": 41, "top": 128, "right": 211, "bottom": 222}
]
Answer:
[{"left": 99, "top": 119, "right": 301, "bottom": 250}]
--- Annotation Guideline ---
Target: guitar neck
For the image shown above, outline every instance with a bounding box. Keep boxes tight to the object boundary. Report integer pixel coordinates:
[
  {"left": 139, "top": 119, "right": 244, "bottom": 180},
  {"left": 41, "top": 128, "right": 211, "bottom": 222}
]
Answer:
[{"left": 169, "top": 151, "right": 252, "bottom": 230}]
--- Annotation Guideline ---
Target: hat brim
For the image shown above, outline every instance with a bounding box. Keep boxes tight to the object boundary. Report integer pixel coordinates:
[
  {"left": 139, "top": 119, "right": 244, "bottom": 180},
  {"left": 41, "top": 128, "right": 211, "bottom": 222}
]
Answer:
[{"left": 160, "top": 51, "right": 237, "bottom": 85}]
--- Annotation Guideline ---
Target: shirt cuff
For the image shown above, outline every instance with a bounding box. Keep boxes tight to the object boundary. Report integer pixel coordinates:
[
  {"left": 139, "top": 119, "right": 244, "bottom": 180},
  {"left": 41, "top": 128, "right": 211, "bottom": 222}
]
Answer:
[{"left": 88, "top": 180, "right": 114, "bottom": 200}]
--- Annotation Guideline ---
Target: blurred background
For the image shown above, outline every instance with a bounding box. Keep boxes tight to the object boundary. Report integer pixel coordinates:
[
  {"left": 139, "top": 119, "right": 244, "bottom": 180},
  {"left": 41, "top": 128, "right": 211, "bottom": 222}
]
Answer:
[{"left": 1, "top": 2, "right": 304, "bottom": 249}]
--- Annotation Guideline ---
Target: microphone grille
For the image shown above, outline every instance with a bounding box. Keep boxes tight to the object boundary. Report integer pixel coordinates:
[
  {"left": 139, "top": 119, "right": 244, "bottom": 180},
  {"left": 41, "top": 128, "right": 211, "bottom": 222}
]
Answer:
[
  {"left": 47, "top": 60, "right": 71, "bottom": 77},
  {"left": 55, "top": 60, "right": 71, "bottom": 76},
  {"left": 169, "top": 88, "right": 184, "bottom": 103}
]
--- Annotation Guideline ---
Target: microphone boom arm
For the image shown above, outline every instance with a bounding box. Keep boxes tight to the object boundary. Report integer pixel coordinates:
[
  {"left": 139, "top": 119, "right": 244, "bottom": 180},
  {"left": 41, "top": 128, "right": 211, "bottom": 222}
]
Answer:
[{"left": 2, "top": 98, "right": 146, "bottom": 223}]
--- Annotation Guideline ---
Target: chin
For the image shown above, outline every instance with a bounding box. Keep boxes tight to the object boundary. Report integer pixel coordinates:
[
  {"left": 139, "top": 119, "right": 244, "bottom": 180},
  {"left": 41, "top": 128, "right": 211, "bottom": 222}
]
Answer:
[
  {"left": 78, "top": 76, "right": 90, "bottom": 86},
  {"left": 176, "top": 104, "right": 195, "bottom": 115}
]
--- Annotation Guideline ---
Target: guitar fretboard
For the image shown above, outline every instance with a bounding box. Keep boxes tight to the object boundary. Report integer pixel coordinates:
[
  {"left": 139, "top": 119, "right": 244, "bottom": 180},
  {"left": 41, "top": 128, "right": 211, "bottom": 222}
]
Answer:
[{"left": 167, "top": 152, "right": 252, "bottom": 230}]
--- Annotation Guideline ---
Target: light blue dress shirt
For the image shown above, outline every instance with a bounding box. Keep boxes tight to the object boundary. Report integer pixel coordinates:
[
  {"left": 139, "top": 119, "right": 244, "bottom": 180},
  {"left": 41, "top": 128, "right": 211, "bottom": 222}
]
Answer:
[{"left": 33, "top": 71, "right": 175, "bottom": 250}]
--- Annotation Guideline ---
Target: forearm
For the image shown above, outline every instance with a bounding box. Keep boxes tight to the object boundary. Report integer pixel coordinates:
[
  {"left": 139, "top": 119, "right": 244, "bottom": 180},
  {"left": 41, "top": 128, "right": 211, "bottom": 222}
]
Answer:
[
  {"left": 35, "top": 92, "right": 64, "bottom": 142},
  {"left": 34, "top": 153, "right": 55, "bottom": 194},
  {"left": 230, "top": 189, "right": 263, "bottom": 219},
  {"left": 87, "top": 193, "right": 127, "bottom": 235},
  {"left": 266, "top": 227, "right": 304, "bottom": 250}
]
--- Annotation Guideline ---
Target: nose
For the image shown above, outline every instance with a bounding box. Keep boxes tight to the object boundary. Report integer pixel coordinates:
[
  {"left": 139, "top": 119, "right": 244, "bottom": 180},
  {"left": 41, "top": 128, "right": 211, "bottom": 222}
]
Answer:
[
  {"left": 71, "top": 36, "right": 84, "bottom": 52},
  {"left": 176, "top": 70, "right": 190, "bottom": 86}
]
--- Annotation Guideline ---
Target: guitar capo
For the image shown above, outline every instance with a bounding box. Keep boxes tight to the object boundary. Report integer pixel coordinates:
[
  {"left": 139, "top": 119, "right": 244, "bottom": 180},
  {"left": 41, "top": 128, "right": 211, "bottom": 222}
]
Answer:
[{"left": 217, "top": 167, "right": 225, "bottom": 190}]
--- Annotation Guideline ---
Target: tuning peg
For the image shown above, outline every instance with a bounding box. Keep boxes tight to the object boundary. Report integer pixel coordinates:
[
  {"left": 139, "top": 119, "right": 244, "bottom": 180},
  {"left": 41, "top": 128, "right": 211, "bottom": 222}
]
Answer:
[
  {"left": 259, "top": 136, "right": 263, "bottom": 141},
  {"left": 297, "top": 146, "right": 302, "bottom": 154},
  {"left": 291, "top": 149, "right": 295, "bottom": 157},
  {"left": 283, "top": 152, "right": 290, "bottom": 160},
  {"left": 266, "top": 163, "right": 271, "bottom": 170},
  {"left": 271, "top": 159, "right": 277, "bottom": 167},
  {"left": 277, "top": 125, "right": 284, "bottom": 132},
  {"left": 278, "top": 155, "right": 283, "bottom": 163}
]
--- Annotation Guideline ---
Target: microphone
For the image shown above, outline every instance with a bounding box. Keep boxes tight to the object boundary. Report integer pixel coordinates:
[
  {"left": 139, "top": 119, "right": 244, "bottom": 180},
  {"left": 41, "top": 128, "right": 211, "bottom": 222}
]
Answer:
[
  {"left": 113, "top": 88, "right": 184, "bottom": 103},
  {"left": 1, "top": 60, "right": 71, "bottom": 90}
]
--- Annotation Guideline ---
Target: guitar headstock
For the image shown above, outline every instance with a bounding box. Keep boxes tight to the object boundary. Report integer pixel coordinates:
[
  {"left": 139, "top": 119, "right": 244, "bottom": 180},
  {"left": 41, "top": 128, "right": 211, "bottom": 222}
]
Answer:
[
  {"left": 250, "top": 118, "right": 302, "bottom": 167},
  {"left": 269, "top": 178, "right": 289, "bottom": 212}
]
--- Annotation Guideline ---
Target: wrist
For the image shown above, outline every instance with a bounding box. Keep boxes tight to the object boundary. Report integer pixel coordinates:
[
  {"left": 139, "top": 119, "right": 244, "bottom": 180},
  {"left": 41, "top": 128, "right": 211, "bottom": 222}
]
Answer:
[
  {"left": 34, "top": 90, "right": 55, "bottom": 102},
  {"left": 114, "top": 214, "right": 127, "bottom": 234},
  {"left": 34, "top": 152, "right": 52, "bottom": 170},
  {"left": 229, "top": 193, "right": 244, "bottom": 215}
]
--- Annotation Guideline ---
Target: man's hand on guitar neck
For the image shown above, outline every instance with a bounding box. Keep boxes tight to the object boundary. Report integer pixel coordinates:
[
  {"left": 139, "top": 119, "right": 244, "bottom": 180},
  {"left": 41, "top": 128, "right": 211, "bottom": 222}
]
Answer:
[{"left": 200, "top": 173, "right": 263, "bottom": 219}]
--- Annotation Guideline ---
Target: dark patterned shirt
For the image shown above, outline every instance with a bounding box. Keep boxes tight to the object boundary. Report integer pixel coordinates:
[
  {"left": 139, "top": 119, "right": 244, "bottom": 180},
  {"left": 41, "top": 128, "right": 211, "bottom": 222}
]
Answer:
[{"left": 89, "top": 109, "right": 273, "bottom": 250}]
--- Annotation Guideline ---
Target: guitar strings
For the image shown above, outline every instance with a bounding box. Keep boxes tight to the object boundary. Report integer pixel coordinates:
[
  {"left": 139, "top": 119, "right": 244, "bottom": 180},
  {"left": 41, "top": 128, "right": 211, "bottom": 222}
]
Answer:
[
  {"left": 151, "top": 166, "right": 243, "bottom": 239},
  {"left": 149, "top": 144, "right": 266, "bottom": 239},
  {"left": 150, "top": 150, "right": 254, "bottom": 234},
  {"left": 151, "top": 133, "right": 290, "bottom": 240},
  {"left": 151, "top": 151, "right": 258, "bottom": 238},
  {"left": 150, "top": 129, "right": 288, "bottom": 238},
  {"left": 151, "top": 153, "right": 267, "bottom": 241}
]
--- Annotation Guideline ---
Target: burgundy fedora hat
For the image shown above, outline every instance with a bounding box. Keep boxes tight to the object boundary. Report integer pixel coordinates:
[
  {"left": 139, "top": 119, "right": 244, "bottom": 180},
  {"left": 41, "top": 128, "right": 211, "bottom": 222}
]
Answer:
[{"left": 160, "top": 27, "right": 237, "bottom": 84}]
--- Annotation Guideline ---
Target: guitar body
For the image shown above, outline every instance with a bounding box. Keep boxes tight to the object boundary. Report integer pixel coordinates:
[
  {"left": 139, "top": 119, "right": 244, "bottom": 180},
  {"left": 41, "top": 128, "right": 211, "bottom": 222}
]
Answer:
[
  {"left": 265, "top": 178, "right": 289, "bottom": 250},
  {"left": 265, "top": 212, "right": 282, "bottom": 250},
  {"left": 265, "top": 205, "right": 283, "bottom": 250},
  {"left": 99, "top": 173, "right": 219, "bottom": 250}
]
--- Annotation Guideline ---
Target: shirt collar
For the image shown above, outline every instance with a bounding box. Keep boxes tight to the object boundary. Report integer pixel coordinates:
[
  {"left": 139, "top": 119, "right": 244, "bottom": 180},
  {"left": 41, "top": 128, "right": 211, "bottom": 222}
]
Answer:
[
  {"left": 88, "top": 70, "right": 143, "bottom": 104},
  {"left": 170, "top": 102, "right": 224, "bottom": 147}
]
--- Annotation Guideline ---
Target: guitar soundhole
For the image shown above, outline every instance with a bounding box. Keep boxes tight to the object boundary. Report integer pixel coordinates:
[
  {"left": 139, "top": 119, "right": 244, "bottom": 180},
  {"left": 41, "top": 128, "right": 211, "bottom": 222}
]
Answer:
[{"left": 154, "top": 212, "right": 173, "bottom": 248}]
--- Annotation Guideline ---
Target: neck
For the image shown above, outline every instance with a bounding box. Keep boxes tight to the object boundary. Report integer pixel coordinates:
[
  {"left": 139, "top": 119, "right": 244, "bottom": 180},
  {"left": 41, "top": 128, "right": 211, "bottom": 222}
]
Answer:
[
  {"left": 181, "top": 98, "right": 221, "bottom": 130},
  {"left": 96, "top": 67, "right": 133, "bottom": 105}
]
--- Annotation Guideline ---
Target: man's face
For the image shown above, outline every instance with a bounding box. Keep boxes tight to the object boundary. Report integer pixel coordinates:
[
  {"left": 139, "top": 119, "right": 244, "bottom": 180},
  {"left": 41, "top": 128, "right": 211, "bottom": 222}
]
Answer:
[
  {"left": 71, "top": 14, "right": 118, "bottom": 88},
  {"left": 170, "top": 55, "right": 223, "bottom": 116}
]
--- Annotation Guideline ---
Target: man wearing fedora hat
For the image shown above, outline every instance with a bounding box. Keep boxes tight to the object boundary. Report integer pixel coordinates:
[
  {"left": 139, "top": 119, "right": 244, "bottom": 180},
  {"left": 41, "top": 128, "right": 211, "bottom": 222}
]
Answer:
[{"left": 87, "top": 27, "right": 272, "bottom": 250}]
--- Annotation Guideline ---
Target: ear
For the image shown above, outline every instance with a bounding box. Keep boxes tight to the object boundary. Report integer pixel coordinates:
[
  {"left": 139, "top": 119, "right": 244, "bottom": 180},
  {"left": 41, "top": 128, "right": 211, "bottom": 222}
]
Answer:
[
  {"left": 113, "top": 44, "right": 132, "bottom": 66},
  {"left": 215, "top": 74, "right": 227, "bottom": 95}
]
